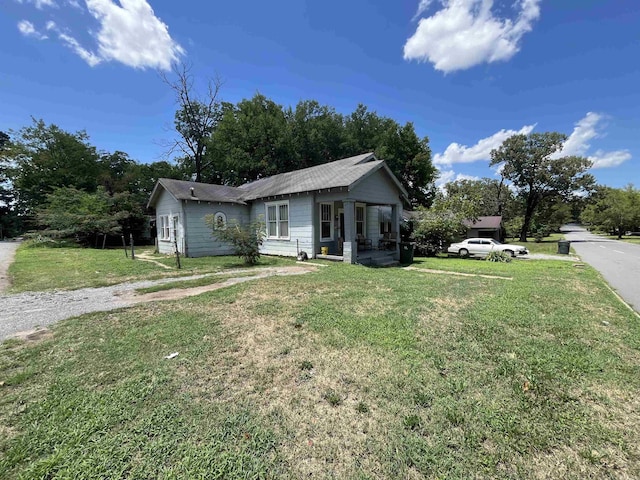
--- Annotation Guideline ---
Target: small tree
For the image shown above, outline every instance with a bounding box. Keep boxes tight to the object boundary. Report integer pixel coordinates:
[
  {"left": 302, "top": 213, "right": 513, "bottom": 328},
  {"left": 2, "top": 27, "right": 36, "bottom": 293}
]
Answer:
[
  {"left": 205, "top": 216, "right": 266, "bottom": 264},
  {"left": 36, "top": 187, "right": 121, "bottom": 244},
  {"left": 411, "top": 208, "right": 466, "bottom": 256}
]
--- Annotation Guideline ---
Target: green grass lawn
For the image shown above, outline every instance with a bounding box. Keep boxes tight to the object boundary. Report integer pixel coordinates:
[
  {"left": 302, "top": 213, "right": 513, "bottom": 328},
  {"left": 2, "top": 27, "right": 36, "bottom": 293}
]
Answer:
[
  {"left": 2, "top": 257, "right": 639, "bottom": 478},
  {"left": 7, "top": 244, "right": 294, "bottom": 292},
  {"left": 604, "top": 235, "right": 640, "bottom": 245},
  {"left": 502, "top": 233, "right": 571, "bottom": 255}
]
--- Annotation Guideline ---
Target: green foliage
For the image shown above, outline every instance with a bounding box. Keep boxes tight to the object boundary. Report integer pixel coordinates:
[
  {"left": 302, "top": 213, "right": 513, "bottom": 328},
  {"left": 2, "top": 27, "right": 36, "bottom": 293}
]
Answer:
[
  {"left": 411, "top": 208, "right": 466, "bottom": 255},
  {"left": 437, "top": 177, "right": 514, "bottom": 220},
  {"left": 485, "top": 250, "right": 512, "bottom": 263},
  {"left": 490, "top": 132, "right": 595, "bottom": 241},
  {"left": 322, "top": 389, "right": 342, "bottom": 407},
  {"left": 204, "top": 96, "right": 436, "bottom": 207},
  {"left": 9, "top": 119, "right": 102, "bottom": 215},
  {"left": 299, "top": 360, "right": 313, "bottom": 371},
  {"left": 205, "top": 216, "right": 266, "bottom": 265},
  {"left": 36, "top": 187, "right": 123, "bottom": 244},
  {"left": 582, "top": 184, "right": 640, "bottom": 238}
]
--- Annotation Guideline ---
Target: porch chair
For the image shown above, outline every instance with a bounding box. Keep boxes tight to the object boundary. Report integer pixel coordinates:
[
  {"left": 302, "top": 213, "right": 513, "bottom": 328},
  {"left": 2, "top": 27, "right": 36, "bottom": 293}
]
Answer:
[
  {"left": 356, "top": 234, "right": 372, "bottom": 251},
  {"left": 378, "top": 231, "right": 398, "bottom": 250}
]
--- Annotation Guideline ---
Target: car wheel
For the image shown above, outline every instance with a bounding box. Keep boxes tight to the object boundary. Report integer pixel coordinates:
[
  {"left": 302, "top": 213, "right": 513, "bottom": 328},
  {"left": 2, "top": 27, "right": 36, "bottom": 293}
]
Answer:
[
  {"left": 459, "top": 248, "right": 469, "bottom": 258},
  {"left": 505, "top": 249, "right": 515, "bottom": 258}
]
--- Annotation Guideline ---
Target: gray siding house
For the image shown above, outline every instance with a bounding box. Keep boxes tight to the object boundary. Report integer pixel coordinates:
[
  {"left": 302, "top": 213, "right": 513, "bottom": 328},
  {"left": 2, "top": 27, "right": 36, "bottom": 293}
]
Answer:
[{"left": 147, "top": 153, "right": 409, "bottom": 264}]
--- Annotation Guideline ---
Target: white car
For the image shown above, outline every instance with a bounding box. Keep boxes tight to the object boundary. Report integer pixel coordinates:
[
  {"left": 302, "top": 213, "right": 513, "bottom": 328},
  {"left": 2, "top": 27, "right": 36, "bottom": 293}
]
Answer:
[{"left": 447, "top": 238, "right": 529, "bottom": 258}]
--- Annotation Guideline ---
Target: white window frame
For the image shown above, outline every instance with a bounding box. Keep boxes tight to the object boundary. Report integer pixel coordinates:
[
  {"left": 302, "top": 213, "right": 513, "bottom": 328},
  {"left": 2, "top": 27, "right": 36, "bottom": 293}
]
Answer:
[
  {"left": 265, "top": 200, "right": 290, "bottom": 240},
  {"left": 213, "top": 211, "right": 227, "bottom": 230},
  {"left": 159, "top": 215, "right": 170, "bottom": 241},
  {"left": 319, "top": 202, "right": 333, "bottom": 241},
  {"left": 355, "top": 203, "right": 366, "bottom": 237}
]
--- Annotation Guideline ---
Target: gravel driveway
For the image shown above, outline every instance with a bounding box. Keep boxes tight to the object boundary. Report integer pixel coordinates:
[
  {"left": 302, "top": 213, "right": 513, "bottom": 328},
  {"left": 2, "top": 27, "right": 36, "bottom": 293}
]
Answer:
[
  {"left": 0, "top": 266, "right": 315, "bottom": 342},
  {"left": 0, "top": 241, "right": 20, "bottom": 292}
]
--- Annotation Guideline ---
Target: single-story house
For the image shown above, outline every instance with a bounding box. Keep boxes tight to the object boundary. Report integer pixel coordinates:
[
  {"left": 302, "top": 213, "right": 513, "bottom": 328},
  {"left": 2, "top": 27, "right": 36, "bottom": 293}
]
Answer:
[
  {"left": 463, "top": 215, "right": 504, "bottom": 241},
  {"left": 147, "top": 152, "right": 409, "bottom": 264}
]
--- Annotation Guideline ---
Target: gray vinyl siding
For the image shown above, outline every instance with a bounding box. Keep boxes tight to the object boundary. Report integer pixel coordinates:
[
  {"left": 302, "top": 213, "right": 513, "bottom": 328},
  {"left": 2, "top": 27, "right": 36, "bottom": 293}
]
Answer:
[
  {"left": 349, "top": 169, "right": 403, "bottom": 205},
  {"left": 154, "top": 189, "right": 184, "bottom": 255},
  {"left": 251, "top": 195, "right": 314, "bottom": 257},
  {"left": 184, "top": 202, "right": 250, "bottom": 257},
  {"left": 367, "top": 206, "right": 385, "bottom": 246}
]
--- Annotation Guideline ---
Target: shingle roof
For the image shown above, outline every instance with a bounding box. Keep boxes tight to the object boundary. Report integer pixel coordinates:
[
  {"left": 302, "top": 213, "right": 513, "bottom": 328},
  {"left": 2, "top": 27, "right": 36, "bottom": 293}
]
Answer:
[
  {"left": 463, "top": 216, "right": 503, "bottom": 229},
  {"left": 148, "top": 152, "right": 408, "bottom": 208},
  {"left": 148, "top": 178, "right": 247, "bottom": 207},
  {"left": 238, "top": 153, "right": 381, "bottom": 199}
]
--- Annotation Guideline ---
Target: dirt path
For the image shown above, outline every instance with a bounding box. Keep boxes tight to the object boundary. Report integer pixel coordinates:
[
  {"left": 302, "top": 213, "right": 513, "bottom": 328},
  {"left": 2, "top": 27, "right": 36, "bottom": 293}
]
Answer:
[
  {"left": 0, "top": 265, "right": 316, "bottom": 342},
  {"left": 0, "top": 241, "right": 20, "bottom": 293}
]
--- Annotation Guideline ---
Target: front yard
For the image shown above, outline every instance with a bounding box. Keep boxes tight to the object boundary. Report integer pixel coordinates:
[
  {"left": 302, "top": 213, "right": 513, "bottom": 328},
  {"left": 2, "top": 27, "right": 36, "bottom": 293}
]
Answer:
[{"left": 1, "top": 248, "right": 639, "bottom": 478}]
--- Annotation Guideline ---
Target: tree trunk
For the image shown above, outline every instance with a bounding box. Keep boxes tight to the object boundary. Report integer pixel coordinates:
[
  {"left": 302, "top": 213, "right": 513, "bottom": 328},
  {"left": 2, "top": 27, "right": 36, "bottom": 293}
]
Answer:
[{"left": 519, "top": 196, "right": 537, "bottom": 242}]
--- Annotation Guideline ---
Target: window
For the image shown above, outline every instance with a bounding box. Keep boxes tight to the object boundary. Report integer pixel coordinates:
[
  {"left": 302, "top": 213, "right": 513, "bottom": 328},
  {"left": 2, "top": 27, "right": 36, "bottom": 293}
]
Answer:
[
  {"left": 355, "top": 204, "right": 365, "bottom": 236},
  {"left": 320, "top": 203, "right": 333, "bottom": 241},
  {"left": 159, "top": 215, "right": 170, "bottom": 240},
  {"left": 213, "top": 211, "right": 227, "bottom": 229},
  {"left": 266, "top": 201, "right": 289, "bottom": 239}
]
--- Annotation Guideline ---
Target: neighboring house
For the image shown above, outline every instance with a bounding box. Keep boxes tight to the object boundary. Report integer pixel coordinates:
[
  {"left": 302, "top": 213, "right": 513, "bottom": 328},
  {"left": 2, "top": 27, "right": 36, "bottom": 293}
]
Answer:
[
  {"left": 463, "top": 215, "right": 504, "bottom": 242},
  {"left": 147, "top": 153, "right": 409, "bottom": 264}
]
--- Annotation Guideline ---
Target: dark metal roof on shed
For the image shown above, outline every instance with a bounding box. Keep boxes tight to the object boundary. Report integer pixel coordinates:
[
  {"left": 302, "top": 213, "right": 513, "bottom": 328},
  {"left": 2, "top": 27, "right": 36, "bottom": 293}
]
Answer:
[{"left": 463, "top": 216, "right": 503, "bottom": 229}]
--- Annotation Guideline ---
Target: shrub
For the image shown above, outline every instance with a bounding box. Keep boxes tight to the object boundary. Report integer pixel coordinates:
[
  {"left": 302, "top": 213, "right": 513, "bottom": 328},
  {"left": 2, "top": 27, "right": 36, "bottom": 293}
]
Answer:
[
  {"left": 205, "top": 216, "right": 266, "bottom": 265},
  {"left": 485, "top": 250, "right": 512, "bottom": 263}
]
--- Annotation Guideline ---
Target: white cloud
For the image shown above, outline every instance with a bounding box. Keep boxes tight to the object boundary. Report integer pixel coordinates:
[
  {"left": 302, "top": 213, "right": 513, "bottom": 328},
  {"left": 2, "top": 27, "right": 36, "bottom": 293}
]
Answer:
[
  {"left": 434, "top": 124, "right": 535, "bottom": 166},
  {"left": 436, "top": 169, "right": 481, "bottom": 188},
  {"left": 404, "top": 0, "right": 542, "bottom": 73},
  {"left": 589, "top": 150, "right": 632, "bottom": 169},
  {"left": 552, "top": 112, "right": 632, "bottom": 168},
  {"left": 16, "top": 0, "right": 183, "bottom": 70},
  {"left": 84, "top": 0, "right": 184, "bottom": 70},
  {"left": 412, "top": 0, "right": 434, "bottom": 21},
  {"left": 58, "top": 32, "right": 102, "bottom": 66},
  {"left": 17, "top": 20, "right": 47, "bottom": 39},
  {"left": 16, "top": 0, "right": 57, "bottom": 9}
]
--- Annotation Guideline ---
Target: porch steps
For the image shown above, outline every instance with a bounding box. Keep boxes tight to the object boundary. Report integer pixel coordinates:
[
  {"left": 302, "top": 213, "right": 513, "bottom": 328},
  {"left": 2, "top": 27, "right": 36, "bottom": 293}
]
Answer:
[{"left": 358, "top": 250, "right": 399, "bottom": 267}]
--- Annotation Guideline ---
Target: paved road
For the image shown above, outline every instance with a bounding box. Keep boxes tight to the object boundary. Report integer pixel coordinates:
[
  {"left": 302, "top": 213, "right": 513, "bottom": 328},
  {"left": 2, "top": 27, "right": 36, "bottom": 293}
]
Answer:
[
  {"left": 562, "top": 224, "right": 640, "bottom": 312},
  {"left": 0, "top": 241, "right": 20, "bottom": 292}
]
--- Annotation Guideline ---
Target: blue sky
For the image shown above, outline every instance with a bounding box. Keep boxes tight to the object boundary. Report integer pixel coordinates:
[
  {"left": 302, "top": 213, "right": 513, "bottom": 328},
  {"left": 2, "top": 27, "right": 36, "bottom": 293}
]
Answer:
[{"left": 1, "top": 0, "right": 638, "bottom": 188}]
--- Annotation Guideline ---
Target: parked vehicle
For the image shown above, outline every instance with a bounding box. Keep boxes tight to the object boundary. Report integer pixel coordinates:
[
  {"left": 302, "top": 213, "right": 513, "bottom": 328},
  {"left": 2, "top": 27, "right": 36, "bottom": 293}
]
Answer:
[{"left": 447, "top": 238, "right": 529, "bottom": 258}]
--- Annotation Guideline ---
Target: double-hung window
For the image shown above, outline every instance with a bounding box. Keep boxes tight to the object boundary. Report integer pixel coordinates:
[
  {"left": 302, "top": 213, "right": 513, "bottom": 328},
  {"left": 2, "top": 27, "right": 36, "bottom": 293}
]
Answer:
[
  {"left": 266, "top": 201, "right": 289, "bottom": 239},
  {"left": 159, "top": 215, "right": 170, "bottom": 240},
  {"left": 320, "top": 203, "right": 333, "bottom": 241}
]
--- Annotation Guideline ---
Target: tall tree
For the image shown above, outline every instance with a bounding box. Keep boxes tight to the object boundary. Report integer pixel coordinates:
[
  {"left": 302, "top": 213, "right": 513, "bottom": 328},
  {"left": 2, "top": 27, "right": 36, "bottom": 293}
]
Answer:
[
  {"left": 490, "top": 132, "right": 594, "bottom": 242},
  {"left": 581, "top": 185, "right": 640, "bottom": 238},
  {"left": 438, "top": 178, "right": 514, "bottom": 220},
  {"left": 162, "top": 63, "right": 222, "bottom": 182},
  {"left": 288, "top": 100, "right": 346, "bottom": 168},
  {"left": 206, "top": 94, "right": 296, "bottom": 184},
  {"left": 9, "top": 119, "right": 101, "bottom": 215}
]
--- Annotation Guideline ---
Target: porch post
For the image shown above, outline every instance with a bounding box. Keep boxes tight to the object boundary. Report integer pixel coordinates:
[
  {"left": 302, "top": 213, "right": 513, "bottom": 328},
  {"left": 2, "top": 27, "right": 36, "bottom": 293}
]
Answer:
[
  {"left": 343, "top": 200, "right": 357, "bottom": 263},
  {"left": 392, "top": 203, "right": 401, "bottom": 259}
]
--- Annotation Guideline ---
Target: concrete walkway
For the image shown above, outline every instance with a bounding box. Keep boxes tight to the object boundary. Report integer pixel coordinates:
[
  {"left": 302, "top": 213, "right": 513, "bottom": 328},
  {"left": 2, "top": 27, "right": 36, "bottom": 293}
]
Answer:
[{"left": 0, "top": 241, "right": 20, "bottom": 293}]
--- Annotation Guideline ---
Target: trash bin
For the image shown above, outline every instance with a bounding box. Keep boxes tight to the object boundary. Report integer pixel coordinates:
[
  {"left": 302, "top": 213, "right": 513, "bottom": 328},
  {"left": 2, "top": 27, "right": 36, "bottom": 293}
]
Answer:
[
  {"left": 557, "top": 240, "right": 571, "bottom": 254},
  {"left": 400, "top": 242, "right": 415, "bottom": 264}
]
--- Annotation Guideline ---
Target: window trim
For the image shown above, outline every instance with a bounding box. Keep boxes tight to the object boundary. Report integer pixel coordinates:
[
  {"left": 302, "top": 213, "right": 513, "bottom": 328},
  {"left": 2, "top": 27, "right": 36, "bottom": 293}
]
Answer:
[
  {"left": 319, "top": 202, "right": 334, "bottom": 241},
  {"left": 355, "top": 203, "right": 366, "bottom": 237},
  {"left": 265, "top": 200, "right": 290, "bottom": 240},
  {"left": 159, "top": 215, "right": 170, "bottom": 241}
]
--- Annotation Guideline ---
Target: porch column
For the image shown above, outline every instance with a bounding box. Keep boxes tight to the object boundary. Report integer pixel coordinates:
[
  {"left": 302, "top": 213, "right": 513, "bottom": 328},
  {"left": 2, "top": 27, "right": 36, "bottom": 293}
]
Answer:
[
  {"left": 343, "top": 200, "right": 357, "bottom": 263},
  {"left": 392, "top": 203, "right": 401, "bottom": 259}
]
